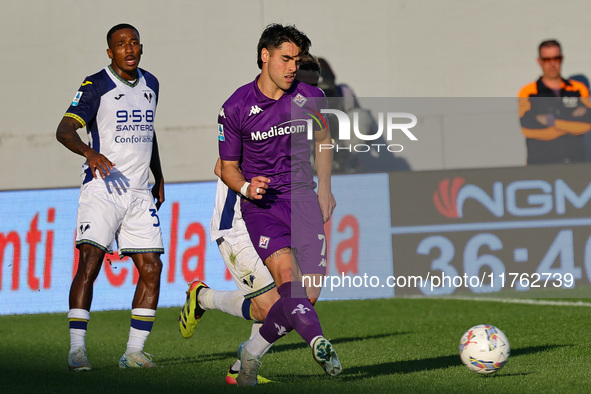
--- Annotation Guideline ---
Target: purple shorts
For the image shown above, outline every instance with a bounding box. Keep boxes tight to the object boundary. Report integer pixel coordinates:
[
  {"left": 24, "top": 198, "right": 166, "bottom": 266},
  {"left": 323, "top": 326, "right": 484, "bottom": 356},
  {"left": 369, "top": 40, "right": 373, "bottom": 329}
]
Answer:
[{"left": 241, "top": 197, "right": 327, "bottom": 275}]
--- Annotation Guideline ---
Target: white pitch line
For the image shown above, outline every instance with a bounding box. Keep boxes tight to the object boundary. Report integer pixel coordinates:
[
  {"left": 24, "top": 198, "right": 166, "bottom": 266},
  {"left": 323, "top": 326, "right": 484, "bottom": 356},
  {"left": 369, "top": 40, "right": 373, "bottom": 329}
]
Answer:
[{"left": 416, "top": 296, "right": 591, "bottom": 307}]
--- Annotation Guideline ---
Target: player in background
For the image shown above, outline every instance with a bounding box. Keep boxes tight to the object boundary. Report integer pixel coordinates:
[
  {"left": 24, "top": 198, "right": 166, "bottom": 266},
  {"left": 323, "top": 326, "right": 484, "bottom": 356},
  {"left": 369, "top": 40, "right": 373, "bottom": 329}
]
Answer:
[
  {"left": 295, "top": 53, "right": 321, "bottom": 87},
  {"left": 518, "top": 39, "right": 591, "bottom": 164},
  {"left": 56, "top": 23, "right": 165, "bottom": 371},
  {"left": 178, "top": 158, "right": 279, "bottom": 385},
  {"left": 218, "top": 23, "right": 341, "bottom": 386}
]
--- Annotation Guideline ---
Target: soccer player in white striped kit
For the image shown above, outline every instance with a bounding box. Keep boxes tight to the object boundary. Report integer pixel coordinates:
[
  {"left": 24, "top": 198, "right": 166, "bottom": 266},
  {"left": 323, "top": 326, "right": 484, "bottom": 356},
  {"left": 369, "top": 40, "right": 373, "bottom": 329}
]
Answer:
[
  {"left": 56, "top": 23, "right": 165, "bottom": 371},
  {"left": 178, "top": 158, "right": 279, "bottom": 384}
]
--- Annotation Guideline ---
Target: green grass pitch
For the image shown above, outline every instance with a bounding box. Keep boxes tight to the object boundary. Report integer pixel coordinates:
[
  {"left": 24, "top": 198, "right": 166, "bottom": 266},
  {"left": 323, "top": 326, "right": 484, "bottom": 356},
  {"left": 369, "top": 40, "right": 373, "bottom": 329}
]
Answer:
[{"left": 1, "top": 297, "right": 590, "bottom": 393}]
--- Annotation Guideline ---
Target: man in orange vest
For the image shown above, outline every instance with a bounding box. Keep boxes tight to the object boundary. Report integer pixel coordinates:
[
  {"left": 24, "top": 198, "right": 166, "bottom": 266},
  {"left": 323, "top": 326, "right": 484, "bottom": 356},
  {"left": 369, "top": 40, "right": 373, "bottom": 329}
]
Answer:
[{"left": 518, "top": 39, "right": 591, "bottom": 164}]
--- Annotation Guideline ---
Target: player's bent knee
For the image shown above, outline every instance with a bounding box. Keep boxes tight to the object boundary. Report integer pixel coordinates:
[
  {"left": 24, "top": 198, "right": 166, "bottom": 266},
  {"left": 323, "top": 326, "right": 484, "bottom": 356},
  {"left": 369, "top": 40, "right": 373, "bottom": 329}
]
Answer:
[
  {"left": 145, "top": 260, "right": 163, "bottom": 281},
  {"left": 75, "top": 247, "right": 104, "bottom": 281},
  {"left": 250, "top": 305, "right": 267, "bottom": 322},
  {"left": 250, "top": 289, "right": 280, "bottom": 321},
  {"left": 134, "top": 254, "right": 163, "bottom": 281}
]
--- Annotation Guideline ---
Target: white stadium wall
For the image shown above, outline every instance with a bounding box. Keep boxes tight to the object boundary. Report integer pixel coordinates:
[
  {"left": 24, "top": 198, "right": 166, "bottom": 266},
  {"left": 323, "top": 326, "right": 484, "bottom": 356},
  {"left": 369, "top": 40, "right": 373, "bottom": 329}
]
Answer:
[{"left": 2, "top": 0, "right": 591, "bottom": 190}]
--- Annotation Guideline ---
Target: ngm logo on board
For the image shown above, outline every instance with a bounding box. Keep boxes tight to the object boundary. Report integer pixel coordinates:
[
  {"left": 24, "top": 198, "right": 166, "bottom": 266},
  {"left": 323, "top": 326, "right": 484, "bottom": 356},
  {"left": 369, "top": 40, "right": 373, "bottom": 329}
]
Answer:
[
  {"left": 306, "top": 109, "right": 418, "bottom": 153},
  {"left": 434, "top": 177, "right": 591, "bottom": 218}
]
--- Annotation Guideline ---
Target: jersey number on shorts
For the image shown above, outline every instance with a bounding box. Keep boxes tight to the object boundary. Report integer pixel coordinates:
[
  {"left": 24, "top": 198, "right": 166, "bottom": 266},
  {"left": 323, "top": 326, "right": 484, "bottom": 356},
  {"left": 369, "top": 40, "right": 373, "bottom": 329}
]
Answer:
[
  {"left": 318, "top": 234, "right": 326, "bottom": 256},
  {"left": 150, "top": 209, "right": 160, "bottom": 227}
]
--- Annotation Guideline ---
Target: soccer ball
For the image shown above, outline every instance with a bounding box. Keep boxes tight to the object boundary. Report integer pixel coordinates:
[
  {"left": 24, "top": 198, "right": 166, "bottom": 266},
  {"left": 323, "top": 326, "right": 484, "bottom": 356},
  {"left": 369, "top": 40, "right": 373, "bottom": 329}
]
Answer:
[{"left": 459, "top": 324, "right": 510, "bottom": 374}]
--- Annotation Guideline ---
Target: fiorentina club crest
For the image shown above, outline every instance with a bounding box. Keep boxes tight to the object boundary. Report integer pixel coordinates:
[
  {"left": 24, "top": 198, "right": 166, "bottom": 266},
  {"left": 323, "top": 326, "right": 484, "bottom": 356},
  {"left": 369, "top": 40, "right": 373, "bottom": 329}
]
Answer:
[
  {"left": 293, "top": 93, "right": 307, "bottom": 108},
  {"left": 259, "top": 235, "right": 270, "bottom": 249}
]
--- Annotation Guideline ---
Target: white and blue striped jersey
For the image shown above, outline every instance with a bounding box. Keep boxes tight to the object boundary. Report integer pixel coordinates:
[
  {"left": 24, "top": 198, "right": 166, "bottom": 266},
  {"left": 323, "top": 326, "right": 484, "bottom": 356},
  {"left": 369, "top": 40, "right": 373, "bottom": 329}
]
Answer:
[
  {"left": 64, "top": 65, "right": 159, "bottom": 191},
  {"left": 209, "top": 179, "right": 248, "bottom": 244}
]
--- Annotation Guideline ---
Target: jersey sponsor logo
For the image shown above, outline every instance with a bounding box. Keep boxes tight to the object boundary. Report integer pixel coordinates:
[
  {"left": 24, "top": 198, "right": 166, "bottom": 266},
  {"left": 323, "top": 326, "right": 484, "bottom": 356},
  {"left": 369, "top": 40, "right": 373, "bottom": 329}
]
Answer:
[
  {"left": 293, "top": 93, "right": 307, "bottom": 108},
  {"left": 115, "top": 124, "right": 154, "bottom": 132},
  {"left": 259, "top": 235, "right": 270, "bottom": 249},
  {"left": 218, "top": 124, "right": 225, "bottom": 141},
  {"left": 81, "top": 81, "right": 93, "bottom": 86},
  {"left": 251, "top": 120, "right": 308, "bottom": 141},
  {"left": 114, "top": 134, "right": 154, "bottom": 143},
  {"left": 114, "top": 94, "right": 125, "bottom": 100},
  {"left": 116, "top": 109, "right": 154, "bottom": 123},
  {"left": 219, "top": 107, "right": 226, "bottom": 119},
  {"left": 434, "top": 176, "right": 591, "bottom": 219},
  {"left": 71, "top": 91, "right": 83, "bottom": 106},
  {"left": 249, "top": 105, "right": 263, "bottom": 116}
]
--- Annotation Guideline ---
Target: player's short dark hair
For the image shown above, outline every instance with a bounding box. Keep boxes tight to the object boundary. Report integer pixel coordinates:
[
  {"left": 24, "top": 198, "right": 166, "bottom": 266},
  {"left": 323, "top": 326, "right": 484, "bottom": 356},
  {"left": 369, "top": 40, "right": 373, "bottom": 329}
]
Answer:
[
  {"left": 107, "top": 23, "right": 140, "bottom": 48},
  {"left": 299, "top": 53, "right": 321, "bottom": 73},
  {"left": 538, "top": 39, "right": 561, "bottom": 56},
  {"left": 257, "top": 23, "right": 311, "bottom": 69}
]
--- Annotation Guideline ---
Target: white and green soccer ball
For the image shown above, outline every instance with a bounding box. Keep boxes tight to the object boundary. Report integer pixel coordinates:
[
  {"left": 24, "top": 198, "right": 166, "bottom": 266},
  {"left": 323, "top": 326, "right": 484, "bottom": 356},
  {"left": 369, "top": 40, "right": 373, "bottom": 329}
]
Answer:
[{"left": 459, "top": 324, "right": 510, "bottom": 374}]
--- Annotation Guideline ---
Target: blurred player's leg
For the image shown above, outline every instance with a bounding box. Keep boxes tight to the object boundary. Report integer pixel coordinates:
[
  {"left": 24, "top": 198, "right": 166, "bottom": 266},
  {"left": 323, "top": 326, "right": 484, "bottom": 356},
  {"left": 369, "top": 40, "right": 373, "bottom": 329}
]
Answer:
[
  {"left": 125, "top": 308, "right": 156, "bottom": 353},
  {"left": 198, "top": 287, "right": 249, "bottom": 318},
  {"left": 312, "top": 337, "right": 342, "bottom": 376},
  {"left": 67, "top": 244, "right": 104, "bottom": 372},
  {"left": 119, "top": 351, "right": 156, "bottom": 368},
  {"left": 179, "top": 281, "right": 208, "bottom": 338},
  {"left": 119, "top": 252, "right": 162, "bottom": 368},
  {"left": 179, "top": 279, "right": 277, "bottom": 384},
  {"left": 67, "top": 309, "right": 91, "bottom": 371},
  {"left": 226, "top": 322, "right": 274, "bottom": 385},
  {"left": 237, "top": 248, "right": 341, "bottom": 385}
]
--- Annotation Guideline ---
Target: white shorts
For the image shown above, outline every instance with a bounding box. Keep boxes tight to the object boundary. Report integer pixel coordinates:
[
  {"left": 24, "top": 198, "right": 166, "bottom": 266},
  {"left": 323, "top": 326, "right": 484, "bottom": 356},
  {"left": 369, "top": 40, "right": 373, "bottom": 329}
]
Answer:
[
  {"left": 75, "top": 185, "right": 164, "bottom": 256},
  {"left": 217, "top": 234, "right": 275, "bottom": 299}
]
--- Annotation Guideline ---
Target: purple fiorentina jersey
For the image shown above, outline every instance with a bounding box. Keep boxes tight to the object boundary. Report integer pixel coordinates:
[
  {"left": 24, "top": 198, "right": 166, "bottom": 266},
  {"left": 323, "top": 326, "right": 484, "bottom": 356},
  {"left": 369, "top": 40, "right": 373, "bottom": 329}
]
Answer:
[{"left": 218, "top": 76, "right": 327, "bottom": 200}]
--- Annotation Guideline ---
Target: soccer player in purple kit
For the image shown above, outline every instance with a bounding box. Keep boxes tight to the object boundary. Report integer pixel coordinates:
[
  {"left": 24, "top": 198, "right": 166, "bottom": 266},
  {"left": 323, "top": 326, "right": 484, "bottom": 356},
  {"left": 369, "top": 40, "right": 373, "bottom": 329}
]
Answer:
[{"left": 217, "top": 23, "right": 342, "bottom": 386}]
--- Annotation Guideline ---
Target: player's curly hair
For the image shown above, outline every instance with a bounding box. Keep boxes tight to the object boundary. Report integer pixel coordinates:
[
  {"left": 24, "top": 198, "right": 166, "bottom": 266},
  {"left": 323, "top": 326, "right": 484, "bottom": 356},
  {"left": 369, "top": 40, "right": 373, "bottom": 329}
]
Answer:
[
  {"left": 257, "top": 23, "right": 311, "bottom": 69},
  {"left": 107, "top": 23, "right": 140, "bottom": 48}
]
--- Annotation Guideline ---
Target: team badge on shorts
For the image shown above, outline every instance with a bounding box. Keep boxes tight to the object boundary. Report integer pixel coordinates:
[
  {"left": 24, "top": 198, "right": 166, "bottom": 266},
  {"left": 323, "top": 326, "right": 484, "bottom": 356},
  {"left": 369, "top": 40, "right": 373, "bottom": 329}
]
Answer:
[
  {"left": 242, "top": 274, "right": 255, "bottom": 289},
  {"left": 259, "top": 235, "right": 270, "bottom": 249},
  {"left": 293, "top": 93, "right": 307, "bottom": 108},
  {"left": 79, "top": 222, "right": 91, "bottom": 234}
]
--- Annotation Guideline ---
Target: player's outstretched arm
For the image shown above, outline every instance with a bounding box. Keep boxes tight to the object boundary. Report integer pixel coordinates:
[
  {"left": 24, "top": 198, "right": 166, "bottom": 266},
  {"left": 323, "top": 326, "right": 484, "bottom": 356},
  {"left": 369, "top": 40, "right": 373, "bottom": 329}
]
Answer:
[
  {"left": 220, "top": 159, "right": 269, "bottom": 200},
  {"left": 314, "top": 127, "right": 336, "bottom": 223},
  {"left": 150, "top": 132, "right": 165, "bottom": 210},
  {"left": 56, "top": 116, "right": 115, "bottom": 179}
]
